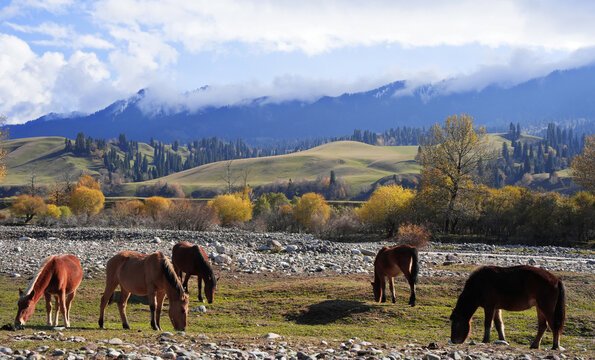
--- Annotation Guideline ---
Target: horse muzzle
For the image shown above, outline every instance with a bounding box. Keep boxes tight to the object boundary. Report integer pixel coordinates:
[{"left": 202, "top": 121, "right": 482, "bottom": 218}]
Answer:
[{"left": 14, "top": 319, "right": 24, "bottom": 330}]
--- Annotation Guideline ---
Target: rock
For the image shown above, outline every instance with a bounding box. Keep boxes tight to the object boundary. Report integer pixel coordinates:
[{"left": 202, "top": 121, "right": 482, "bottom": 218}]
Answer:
[
  {"left": 52, "top": 326, "right": 65, "bottom": 331},
  {"left": 108, "top": 338, "right": 123, "bottom": 345},
  {"left": 48, "top": 237, "right": 59, "bottom": 241},
  {"left": 351, "top": 249, "right": 362, "bottom": 255},
  {"left": 0, "top": 347, "right": 12, "bottom": 355},
  {"left": 423, "top": 354, "right": 440, "bottom": 360},
  {"left": 53, "top": 350, "right": 66, "bottom": 356},
  {"left": 198, "top": 305, "right": 207, "bottom": 313},
  {"left": 216, "top": 245, "right": 226, "bottom": 254},
  {"left": 427, "top": 342, "right": 439, "bottom": 349},
  {"left": 81, "top": 344, "right": 97, "bottom": 351},
  {"left": 449, "top": 352, "right": 462, "bottom": 360},
  {"left": 14, "top": 247, "right": 22, "bottom": 252},
  {"left": 258, "top": 245, "right": 271, "bottom": 251},
  {"left": 152, "top": 237, "right": 162, "bottom": 244},
  {"left": 19, "top": 236, "right": 34, "bottom": 241},
  {"left": 10, "top": 273, "right": 21, "bottom": 278},
  {"left": 238, "top": 258, "right": 248, "bottom": 264},
  {"left": 528, "top": 259, "right": 537, "bottom": 265},
  {"left": 315, "top": 265, "right": 325, "bottom": 272},
  {"left": 445, "top": 254, "right": 459, "bottom": 261},
  {"left": 215, "top": 254, "right": 232, "bottom": 264},
  {"left": 264, "top": 332, "right": 281, "bottom": 339},
  {"left": 360, "top": 249, "right": 376, "bottom": 256},
  {"left": 268, "top": 240, "right": 283, "bottom": 250},
  {"left": 493, "top": 340, "right": 509, "bottom": 345},
  {"left": 107, "top": 349, "right": 121, "bottom": 357}
]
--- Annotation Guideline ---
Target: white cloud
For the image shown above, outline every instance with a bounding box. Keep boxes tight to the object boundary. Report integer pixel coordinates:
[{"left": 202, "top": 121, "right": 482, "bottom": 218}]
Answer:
[
  {"left": 5, "top": 21, "right": 114, "bottom": 50},
  {"left": 92, "top": 0, "right": 595, "bottom": 55},
  {"left": 0, "top": 0, "right": 74, "bottom": 20}
]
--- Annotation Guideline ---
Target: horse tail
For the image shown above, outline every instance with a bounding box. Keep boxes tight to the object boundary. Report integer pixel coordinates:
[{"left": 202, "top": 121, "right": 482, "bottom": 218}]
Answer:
[
  {"left": 409, "top": 246, "right": 419, "bottom": 285},
  {"left": 554, "top": 279, "right": 566, "bottom": 331}
]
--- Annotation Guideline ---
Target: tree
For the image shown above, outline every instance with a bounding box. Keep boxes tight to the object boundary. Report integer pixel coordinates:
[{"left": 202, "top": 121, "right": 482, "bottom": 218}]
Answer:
[
  {"left": 420, "top": 114, "right": 491, "bottom": 231},
  {"left": 70, "top": 186, "right": 105, "bottom": 215},
  {"left": 144, "top": 196, "right": 172, "bottom": 218},
  {"left": 292, "top": 192, "right": 331, "bottom": 231},
  {"left": 76, "top": 173, "right": 101, "bottom": 190},
  {"left": 359, "top": 185, "right": 415, "bottom": 236},
  {"left": 209, "top": 192, "right": 253, "bottom": 225},
  {"left": 571, "top": 135, "right": 595, "bottom": 193},
  {"left": 11, "top": 195, "right": 47, "bottom": 223}
]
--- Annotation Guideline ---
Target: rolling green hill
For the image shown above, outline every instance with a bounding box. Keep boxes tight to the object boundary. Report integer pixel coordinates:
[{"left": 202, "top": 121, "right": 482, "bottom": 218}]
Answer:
[{"left": 129, "top": 141, "right": 421, "bottom": 195}]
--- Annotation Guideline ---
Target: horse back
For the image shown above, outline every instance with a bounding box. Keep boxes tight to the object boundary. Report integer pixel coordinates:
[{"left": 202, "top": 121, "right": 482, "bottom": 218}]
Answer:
[
  {"left": 45, "top": 254, "right": 83, "bottom": 295},
  {"left": 469, "top": 265, "right": 561, "bottom": 311},
  {"left": 374, "top": 244, "right": 415, "bottom": 277}
]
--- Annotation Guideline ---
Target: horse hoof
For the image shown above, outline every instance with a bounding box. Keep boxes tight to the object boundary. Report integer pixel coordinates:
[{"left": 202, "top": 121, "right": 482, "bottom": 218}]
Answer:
[{"left": 123, "top": 324, "right": 130, "bottom": 330}]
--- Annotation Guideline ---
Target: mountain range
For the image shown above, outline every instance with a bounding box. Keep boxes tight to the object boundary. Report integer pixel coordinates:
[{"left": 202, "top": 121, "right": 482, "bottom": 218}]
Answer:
[{"left": 8, "top": 65, "right": 595, "bottom": 143}]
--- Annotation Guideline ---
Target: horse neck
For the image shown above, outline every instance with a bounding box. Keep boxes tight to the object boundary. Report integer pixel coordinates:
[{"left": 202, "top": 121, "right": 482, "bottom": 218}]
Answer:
[
  {"left": 195, "top": 247, "right": 214, "bottom": 280},
  {"left": 160, "top": 257, "right": 185, "bottom": 301},
  {"left": 453, "top": 287, "right": 479, "bottom": 320},
  {"left": 24, "top": 261, "right": 54, "bottom": 303}
]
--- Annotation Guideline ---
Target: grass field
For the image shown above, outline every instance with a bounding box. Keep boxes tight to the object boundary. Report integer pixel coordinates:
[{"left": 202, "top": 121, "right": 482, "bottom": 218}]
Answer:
[{"left": 0, "top": 269, "right": 592, "bottom": 356}]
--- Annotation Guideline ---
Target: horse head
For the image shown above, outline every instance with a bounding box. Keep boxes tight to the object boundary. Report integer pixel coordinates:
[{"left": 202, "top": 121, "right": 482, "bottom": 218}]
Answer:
[
  {"left": 371, "top": 280, "right": 382, "bottom": 302},
  {"left": 449, "top": 310, "right": 471, "bottom": 344},
  {"left": 204, "top": 276, "right": 218, "bottom": 304},
  {"left": 15, "top": 289, "right": 36, "bottom": 328},
  {"left": 168, "top": 292, "right": 189, "bottom": 331}
]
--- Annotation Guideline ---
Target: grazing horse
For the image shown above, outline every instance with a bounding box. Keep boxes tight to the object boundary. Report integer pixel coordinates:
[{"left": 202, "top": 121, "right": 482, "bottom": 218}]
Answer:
[
  {"left": 98, "top": 251, "right": 189, "bottom": 331},
  {"left": 371, "top": 245, "right": 419, "bottom": 306},
  {"left": 450, "top": 265, "right": 565, "bottom": 350},
  {"left": 15, "top": 254, "right": 83, "bottom": 329},
  {"left": 172, "top": 241, "right": 217, "bottom": 303}
]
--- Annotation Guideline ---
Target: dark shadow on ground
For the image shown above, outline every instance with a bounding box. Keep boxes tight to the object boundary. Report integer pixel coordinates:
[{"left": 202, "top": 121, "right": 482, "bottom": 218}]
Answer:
[
  {"left": 111, "top": 291, "right": 149, "bottom": 305},
  {"left": 285, "top": 300, "right": 372, "bottom": 325}
]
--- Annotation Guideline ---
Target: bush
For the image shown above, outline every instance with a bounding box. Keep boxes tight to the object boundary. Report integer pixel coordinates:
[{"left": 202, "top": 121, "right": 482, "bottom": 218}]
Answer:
[
  {"left": 292, "top": 192, "right": 331, "bottom": 231},
  {"left": 76, "top": 173, "right": 101, "bottom": 190},
  {"left": 58, "top": 206, "right": 71, "bottom": 217},
  {"left": 359, "top": 185, "right": 415, "bottom": 236},
  {"left": 395, "top": 223, "right": 431, "bottom": 249},
  {"left": 144, "top": 196, "right": 171, "bottom": 218},
  {"left": 253, "top": 192, "right": 290, "bottom": 217},
  {"left": 10, "top": 195, "right": 47, "bottom": 223},
  {"left": 114, "top": 200, "right": 145, "bottom": 218},
  {"left": 136, "top": 181, "right": 185, "bottom": 198},
  {"left": 209, "top": 193, "right": 253, "bottom": 225},
  {"left": 70, "top": 186, "right": 105, "bottom": 215},
  {"left": 157, "top": 201, "right": 218, "bottom": 231},
  {"left": 44, "top": 204, "right": 62, "bottom": 218},
  {"left": 320, "top": 207, "right": 364, "bottom": 240}
]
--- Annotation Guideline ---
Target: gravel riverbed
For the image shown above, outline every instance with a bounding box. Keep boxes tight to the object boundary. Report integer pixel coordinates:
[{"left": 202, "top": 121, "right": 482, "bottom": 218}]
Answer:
[{"left": 0, "top": 226, "right": 593, "bottom": 360}]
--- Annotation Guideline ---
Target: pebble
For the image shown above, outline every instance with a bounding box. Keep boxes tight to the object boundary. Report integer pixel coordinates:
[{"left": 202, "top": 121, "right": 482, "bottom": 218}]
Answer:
[
  {"left": 108, "top": 338, "right": 123, "bottom": 345},
  {"left": 264, "top": 333, "right": 281, "bottom": 339}
]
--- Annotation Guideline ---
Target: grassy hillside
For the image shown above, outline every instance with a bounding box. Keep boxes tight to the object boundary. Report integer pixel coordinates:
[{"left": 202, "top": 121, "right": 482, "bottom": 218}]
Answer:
[
  {"left": 1, "top": 137, "right": 104, "bottom": 185},
  {"left": 133, "top": 141, "right": 421, "bottom": 195}
]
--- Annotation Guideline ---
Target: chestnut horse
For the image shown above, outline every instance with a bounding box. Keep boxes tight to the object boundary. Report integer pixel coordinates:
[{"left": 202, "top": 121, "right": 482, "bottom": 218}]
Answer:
[
  {"left": 450, "top": 265, "right": 565, "bottom": 350},
  {"left": 98, "top": 251, "right": 189, "bottom": 331},
  {"left": 15, "top": 254, "right": 83, "bottom": 329},
  {"left": 371, "top": 245, "right": 419, "bottom": 306},
  {"left": 172, "top": 241, "right": 217, "bottom": 303}
]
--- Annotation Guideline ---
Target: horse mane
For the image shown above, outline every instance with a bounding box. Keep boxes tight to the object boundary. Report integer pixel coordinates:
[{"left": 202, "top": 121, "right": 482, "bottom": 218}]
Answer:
[
  {"left": 160, "top": 253, "right": 186, "bottom": 298},
  {"left": 194, "top": 246, "right": 216, "bottom": 287},
  {"left": 21, "top": 255, "right": 55, "bottom": 300}
]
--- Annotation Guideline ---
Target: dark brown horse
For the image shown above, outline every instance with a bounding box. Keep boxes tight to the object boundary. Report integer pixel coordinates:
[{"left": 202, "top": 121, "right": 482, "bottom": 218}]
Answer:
[
  {"left": 98, "top": 251, "right": 189, "bottom": 331},
  {"left": 172, "top": 241, "right": 217, "bottom": 303},
  {"left": 450, "top": 265, "right": 565, "bottom": 350},
  {"left": 15, "top": 254, "right": 83, "bottom": 329},
  {"left": 371, "top": 245, "right": 419, "bottom": 306}
]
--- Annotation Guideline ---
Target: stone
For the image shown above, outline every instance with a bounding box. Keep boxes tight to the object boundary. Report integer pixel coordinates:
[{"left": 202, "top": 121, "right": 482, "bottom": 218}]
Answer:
[
  {"left": 53, "top": 350, "right": 66, "bottom": 356},
  {"left": 493, "top": 340, "right": 509, "bottom": 345},
  {"left": 215, "top": 254, "right": 232, "bottom": 264},
  {"left": 360, "top": 249, "right": 376, "bottom": 256},
  {"left": 264, "top": 332, "right": 281, "bottom": 339},
  {"left": 268, "top": 240, "right": 283, "bottom": 250},
  {"left": 423, "top": 354, "right": 440, "bottom": 360},
  {"left": 528, "top": 259, "right": 537, "bottom": 265},
  {"left": 19, "top": 236, "right": 34, "bottom": 241},
  {"left": 107, "top": 349, "right": 121, "bottom": 357},
  {"left": 285, "top": 245, "right": 298, "bottom": 252},
  {"left": 216, "top": 245, "right": 226, "bottom": 254},
  {"left": 10, "top": 273, "right": 21, "bottom": 278},
  {"left": 108, "top": 338, "right": 123, "bottom": 345},
  {"left": 0, "top": 347, "right": 13, "bottom": 355},
  {"left": 152, "top": 237, "right": 162, "bottom": 244},
  {"left": 351, "top": 249, "right": 362, "bottom": 255}
]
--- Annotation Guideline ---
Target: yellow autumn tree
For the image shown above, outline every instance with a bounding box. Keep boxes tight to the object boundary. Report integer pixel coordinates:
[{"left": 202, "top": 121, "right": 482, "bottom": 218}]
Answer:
[
  {"left": 420, "top": 114, "right": 491, "bottom": 231},
  {"left": 114, "top": 200, "right": 145, "bottom": 217},
  {"left": 292, "top": 192, "right": 331, "bottom": 231},
  {"left": 44, "top": 204, "right": 62, "bottom": 218},
  {"left": 571, "top": 135, "right": 595, "bottom": 193},
  {"left": 76, "top": 173, "right": 101, "bottom": 190},
  {"left": 11, "top": 195, "right": 47, "bottom": 223},
  {"left": 209, "top": 192, "right": 253, "bottom": 225},
  {"left": 70, "top": 186, "right": 105, "bottom": 215},
  {"left": 359, "top": 185, "right": 415, "bottom": 236},
  {"left": 144, "top": 196, "right": 171, "bottom": 219}
]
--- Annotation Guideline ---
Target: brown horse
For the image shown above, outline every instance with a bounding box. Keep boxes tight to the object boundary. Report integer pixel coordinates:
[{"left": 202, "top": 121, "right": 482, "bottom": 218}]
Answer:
[
  {"left": 450, "top": 265, "right": 565, "bottom": 350},
  {"left": 172, "top": 241, "right": 217, "bottom": 303},
  {"left": 98, "top": 251, "right": 189, "bottom": 331},
  {"left": 371, "top": 245, "right": 419, "bottom": 306},
  {"left": 15, "top": 254, "right": 83, "bottom": 329}
]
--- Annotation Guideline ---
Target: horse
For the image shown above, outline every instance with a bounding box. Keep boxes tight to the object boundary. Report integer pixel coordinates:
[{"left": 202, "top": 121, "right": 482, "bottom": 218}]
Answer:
[
  {"left": 98, "top": 251, "right": 189, "bottom": 331},
  {"left": 371, "top": 244, "right": 419, "bottom": 306},
  {"left": 450, "top": 265, "right": 565, "bottom": 350},
  {"left": 172, "top": 241, "right": 217, "bottom": 303},
  {"left": 15, "top": 254, "right": 83, "bottom": 329}
]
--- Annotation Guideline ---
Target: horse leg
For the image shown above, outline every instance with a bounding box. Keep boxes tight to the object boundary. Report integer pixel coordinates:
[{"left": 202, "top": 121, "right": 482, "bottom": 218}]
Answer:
[
  {"left": 155, "top": 292, "right": 166, "bottom": 331},
  {"left": 183, "top": 273, "right": 191, "bottom": 294},
  {"left": 57, "top": 290, "right": 68, "bottom": 328},
  {"left": 388, "top": 277, "right": 396, "bottom": 303},
  {"left": 148, "top": 291, "right": 159, "bottom": 331},
  {"left": 52, "top": 296, "right": 59, "bottom": 326},
  {"left": 44, "top": 293, "right": 53, "bottom": 326},
  {"left": 483, "top": 306, "right": 495, "bottom": 343},
  {"left": 98, "top": 280, "right": 119, "bottom": 329},
  {"left": 530, "top": 308, "right": 547, "bottom": 349},
  {"left": 65, "top": 291, "right": 76, "bottom": 328},
  {"left": 400, "top": 260, "right": 416, "bottom": 307},
  {"left": 117, "top": 289, "right": 131, "bottom": 329},
  {"left": 493, "top": 309, "right": 506, "bottom": 341},
  {"left": 197, "top": 274, "right": 204, "bottom": 303},
  {"left": 381, "top": 277, "right": 387, "bottom": 303}
]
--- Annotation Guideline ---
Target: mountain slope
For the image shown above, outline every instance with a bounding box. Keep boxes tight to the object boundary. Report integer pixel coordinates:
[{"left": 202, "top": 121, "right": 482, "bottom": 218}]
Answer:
[{"left": 7, "top": 66, "right": 595, "bottom": 143}]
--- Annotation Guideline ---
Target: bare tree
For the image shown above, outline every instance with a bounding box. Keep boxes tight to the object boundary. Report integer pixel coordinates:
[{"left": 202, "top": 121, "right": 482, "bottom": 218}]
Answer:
[{"left": 219, "top": 160, "right": 240, "bottom": 194}]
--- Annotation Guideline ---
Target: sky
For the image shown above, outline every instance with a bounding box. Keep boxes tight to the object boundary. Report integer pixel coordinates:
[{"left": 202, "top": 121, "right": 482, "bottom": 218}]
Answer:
[{"left": 2, "top": 0, "right": 595, "bottom": 124}]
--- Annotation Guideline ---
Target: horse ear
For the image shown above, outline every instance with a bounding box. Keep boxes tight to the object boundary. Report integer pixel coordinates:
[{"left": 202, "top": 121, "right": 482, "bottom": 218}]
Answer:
[{"left": 18, "top": 289, "right": 23, "bottom": 296}]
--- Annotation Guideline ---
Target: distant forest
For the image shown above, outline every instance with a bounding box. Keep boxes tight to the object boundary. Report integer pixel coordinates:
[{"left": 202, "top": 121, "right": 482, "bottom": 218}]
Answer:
[{"left": 63, "top": 123, "right": 588, "bottom": 192}]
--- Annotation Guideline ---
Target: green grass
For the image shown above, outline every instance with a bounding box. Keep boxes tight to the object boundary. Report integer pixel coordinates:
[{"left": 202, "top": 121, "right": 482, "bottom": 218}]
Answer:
[{"left": 0, "top": 271, "right": 592, "bottom": 356}]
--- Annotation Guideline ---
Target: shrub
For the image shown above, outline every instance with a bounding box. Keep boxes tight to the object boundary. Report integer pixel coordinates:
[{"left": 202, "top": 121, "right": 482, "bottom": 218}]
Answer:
[
  {"left": 253, "top": 192, "right": 290, "bottom": 216},
  {"left": 10, "top": 195, "right": 47, "bottom": 223},
  {"left": 359, "top": 185, "right": 415, "bottom": 236},
  {"left": 320, "top": 207, "right": 364, "bottom": 240},
  {"left": 58, "top": 206, "right": 72, "bottom": 217},
  {"left": 114, "top": 200, "right": 145, "bottom": 218},
  {"left": 69, "top": 186, "right": 105, "bottom": 215},
  {"left": 136, "top": 181, "right": 185, "bottom": 198},
  {"left": 292, "top": 192, "right": 331, "bottom": 231},
  {"left": 76, "top": 173, "right": 101, "bottom": 190},
  {"left": 144, "top": 196, "right": 171, "bottom": 218},
  {"left": 395, "top": 223, "right": 431, "bottom": 249},
  {"left": 157, "top": 201, "right": 218, "bottom": 231},
  {"left": 44, "top": 204, "right": 62, "bottom": 218},
  {"left": 209, "top": 193, "right": 253, "bottom": 225}
]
